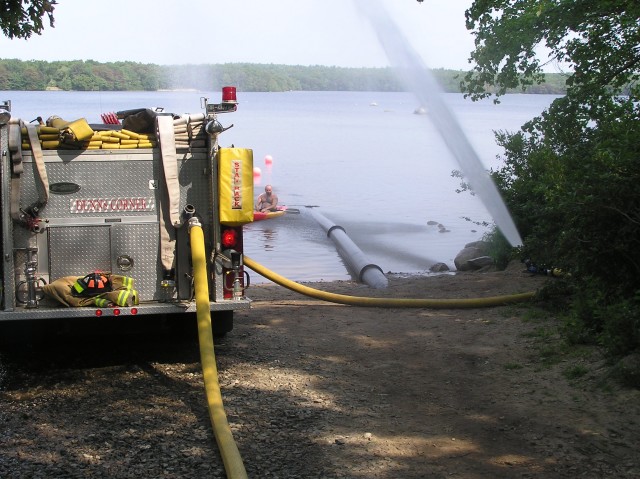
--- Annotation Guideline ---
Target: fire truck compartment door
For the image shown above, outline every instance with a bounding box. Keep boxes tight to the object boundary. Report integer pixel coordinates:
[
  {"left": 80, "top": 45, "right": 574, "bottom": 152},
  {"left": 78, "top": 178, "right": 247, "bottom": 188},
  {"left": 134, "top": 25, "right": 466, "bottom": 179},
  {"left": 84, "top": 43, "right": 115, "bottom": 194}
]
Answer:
[{"left": 47, "top": 223, "right": 164, "bottom": 301}]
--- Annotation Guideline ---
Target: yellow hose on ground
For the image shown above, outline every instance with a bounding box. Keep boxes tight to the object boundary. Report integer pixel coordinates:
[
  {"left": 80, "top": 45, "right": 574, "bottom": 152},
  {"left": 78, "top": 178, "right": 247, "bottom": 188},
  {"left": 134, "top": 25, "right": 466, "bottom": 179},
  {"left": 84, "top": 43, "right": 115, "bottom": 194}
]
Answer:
[
  {"left": 190, "top": 220, "right": 248, "bottom": 479},
  {"left": 244, "top": 255, "right": 536, "bottom": 308}
]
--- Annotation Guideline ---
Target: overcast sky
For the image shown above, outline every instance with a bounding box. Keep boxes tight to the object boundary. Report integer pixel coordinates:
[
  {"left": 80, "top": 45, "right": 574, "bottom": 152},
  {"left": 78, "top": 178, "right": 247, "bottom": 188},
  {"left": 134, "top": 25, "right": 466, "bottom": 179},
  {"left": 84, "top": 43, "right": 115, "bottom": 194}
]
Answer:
[{"left": 0, "top": 0, "right": 477, "bottom": 70}]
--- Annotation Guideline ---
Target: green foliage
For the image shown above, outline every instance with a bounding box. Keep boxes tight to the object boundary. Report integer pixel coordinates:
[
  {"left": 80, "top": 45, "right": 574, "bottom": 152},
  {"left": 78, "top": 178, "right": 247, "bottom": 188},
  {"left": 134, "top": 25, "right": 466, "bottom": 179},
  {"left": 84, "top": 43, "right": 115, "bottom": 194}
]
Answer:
[
  {"left": 564, "top": 287, "right": 640, "bottom": 358},
  {"left": 460, "top": 0, "right": 640, "bottom": 370},
  {"left": 1, "top": 0, "right": 56, "bottom": 39},
  {"left": 611, "top": 353, "right": 640, "bottom": 388},
  {"left": 462, "top": 0, "right": 640, "bottom": 102},
  {"left": 481, "top": 228, "right": 515, "bottom": 270},
  {"left": 563, "top": 364, "right": 588, "bottom": 381},
  {"left": 494, "top": 97, "right": 640, "bottom": 278},
  {"left": 163, "top": 63, "right": 404, "bottom": 92},
  {"left": 0, "top": 59, "right": 570, "bottom": 94},
  {"left": 0, "top": 59, "right": 163, "bottom": 91},
  {"left": 490, "top": 96, "right": 640, "bottom": 360},
  {"left": 597, "top": 294, "right": 640, "bottom": 358}
]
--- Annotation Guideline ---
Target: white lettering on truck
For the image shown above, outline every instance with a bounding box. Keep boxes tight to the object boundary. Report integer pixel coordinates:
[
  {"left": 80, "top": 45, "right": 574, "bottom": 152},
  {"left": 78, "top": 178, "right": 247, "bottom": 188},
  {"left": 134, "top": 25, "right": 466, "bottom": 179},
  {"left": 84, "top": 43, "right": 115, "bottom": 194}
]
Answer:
[
  {"left": 231, "top": 159, "right": 242, "bottom": 209},
  {"left": 70, "top": 197, "right": 155, "bottom": 213}
]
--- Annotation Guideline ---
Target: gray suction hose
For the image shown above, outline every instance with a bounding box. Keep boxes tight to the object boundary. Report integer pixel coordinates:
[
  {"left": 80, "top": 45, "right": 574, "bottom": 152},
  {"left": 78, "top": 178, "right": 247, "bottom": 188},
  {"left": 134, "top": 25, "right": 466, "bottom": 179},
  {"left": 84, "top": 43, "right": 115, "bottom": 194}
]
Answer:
[{"left": 310, "top": 209, "right": 388, "bottom": 289}]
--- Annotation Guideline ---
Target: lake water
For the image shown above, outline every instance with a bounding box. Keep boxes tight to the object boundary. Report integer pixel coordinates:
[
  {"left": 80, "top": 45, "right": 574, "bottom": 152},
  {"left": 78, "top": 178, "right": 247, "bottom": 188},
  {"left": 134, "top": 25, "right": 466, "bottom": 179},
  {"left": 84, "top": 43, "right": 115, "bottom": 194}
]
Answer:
[{"left": 3, "top": 90, "right": 557, "bottom": 283}]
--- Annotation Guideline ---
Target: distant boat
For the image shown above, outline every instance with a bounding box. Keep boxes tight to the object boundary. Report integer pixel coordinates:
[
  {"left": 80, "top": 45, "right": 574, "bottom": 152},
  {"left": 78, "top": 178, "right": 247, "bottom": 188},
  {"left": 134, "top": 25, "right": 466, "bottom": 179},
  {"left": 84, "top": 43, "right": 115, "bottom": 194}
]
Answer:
[
  {"left": 370, "top": 102, "right": 378, "bottom": 106},
  {"left": 414, "top": 106, "right": 427, "bottom": 115}
]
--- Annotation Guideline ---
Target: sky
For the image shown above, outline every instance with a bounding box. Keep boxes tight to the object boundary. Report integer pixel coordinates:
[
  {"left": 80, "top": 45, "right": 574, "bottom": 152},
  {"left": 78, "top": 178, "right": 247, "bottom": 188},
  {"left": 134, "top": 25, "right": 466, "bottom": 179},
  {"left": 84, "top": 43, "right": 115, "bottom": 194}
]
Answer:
[{"left": 0, "top": 0, "right": 477, "bottom": 70}]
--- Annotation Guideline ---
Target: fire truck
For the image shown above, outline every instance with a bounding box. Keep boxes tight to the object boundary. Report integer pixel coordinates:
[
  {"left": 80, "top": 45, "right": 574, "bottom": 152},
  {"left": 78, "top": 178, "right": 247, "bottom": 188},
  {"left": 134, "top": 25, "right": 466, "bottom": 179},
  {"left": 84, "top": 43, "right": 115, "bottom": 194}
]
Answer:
[{"left": 0, "top": 88, "right": 252, "bottom": 338}]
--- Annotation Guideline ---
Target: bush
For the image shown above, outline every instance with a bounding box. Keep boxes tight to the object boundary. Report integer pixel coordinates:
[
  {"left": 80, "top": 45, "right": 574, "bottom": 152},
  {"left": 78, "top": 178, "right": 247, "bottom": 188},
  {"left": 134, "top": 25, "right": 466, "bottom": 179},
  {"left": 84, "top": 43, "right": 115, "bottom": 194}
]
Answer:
[
  {"left": 597, "top": 292, "right": 640, "bottom": 358},
  {"left": 488, "top": 96, "right": 640, "bottom": 367},
  {"left": 481, "top": 228, "right": 516, "bottom": 270}
]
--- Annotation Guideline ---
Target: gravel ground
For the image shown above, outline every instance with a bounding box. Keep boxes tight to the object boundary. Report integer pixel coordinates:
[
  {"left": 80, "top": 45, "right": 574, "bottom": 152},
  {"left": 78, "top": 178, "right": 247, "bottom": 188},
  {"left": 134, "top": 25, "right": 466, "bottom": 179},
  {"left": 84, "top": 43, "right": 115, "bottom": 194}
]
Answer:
[{"left": 1, "top": 264, "right": 640, "bottom": 478}]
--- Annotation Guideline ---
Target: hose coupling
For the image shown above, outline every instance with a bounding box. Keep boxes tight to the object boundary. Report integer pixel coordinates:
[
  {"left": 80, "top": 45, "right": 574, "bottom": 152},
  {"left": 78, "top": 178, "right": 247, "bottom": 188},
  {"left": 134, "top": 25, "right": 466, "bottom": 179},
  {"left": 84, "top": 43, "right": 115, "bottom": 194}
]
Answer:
[
  {"left": 183, "top": 204, "right": 196, "bottom": 222},
  {"left": 160, "top": 268, "right": 176, "bottom": 289},
  {"left": 188, "top": 216, "right": 202, "bottom": 231}
]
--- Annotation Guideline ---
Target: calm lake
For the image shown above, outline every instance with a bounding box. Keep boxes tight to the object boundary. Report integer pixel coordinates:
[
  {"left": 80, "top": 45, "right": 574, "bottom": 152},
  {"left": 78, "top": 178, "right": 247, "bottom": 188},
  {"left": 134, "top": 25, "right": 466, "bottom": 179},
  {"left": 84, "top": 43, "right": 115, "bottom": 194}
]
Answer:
[{"left": 4, "top": 90, "right": 558, "bottom": 283}]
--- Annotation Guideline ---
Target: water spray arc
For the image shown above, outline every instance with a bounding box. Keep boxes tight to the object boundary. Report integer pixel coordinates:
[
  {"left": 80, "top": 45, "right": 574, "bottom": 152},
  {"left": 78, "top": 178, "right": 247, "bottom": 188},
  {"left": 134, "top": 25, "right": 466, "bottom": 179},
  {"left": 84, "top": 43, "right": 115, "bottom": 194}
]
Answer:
[{"left": 354, "top": 0, "right": 523, "bottom": 247}]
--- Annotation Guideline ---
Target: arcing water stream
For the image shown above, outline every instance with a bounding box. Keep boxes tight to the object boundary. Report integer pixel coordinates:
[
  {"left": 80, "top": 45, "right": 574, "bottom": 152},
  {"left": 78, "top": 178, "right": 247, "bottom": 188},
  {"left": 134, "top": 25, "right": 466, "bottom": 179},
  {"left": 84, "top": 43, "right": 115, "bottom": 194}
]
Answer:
[{"left": 354, "top": 0, "right": 523, "bottom": 247}]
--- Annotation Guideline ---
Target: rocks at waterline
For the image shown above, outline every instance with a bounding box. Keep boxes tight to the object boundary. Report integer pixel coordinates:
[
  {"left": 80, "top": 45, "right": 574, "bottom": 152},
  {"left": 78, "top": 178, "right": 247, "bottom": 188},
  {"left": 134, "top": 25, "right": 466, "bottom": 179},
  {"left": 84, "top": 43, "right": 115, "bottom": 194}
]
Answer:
[
  {"left": 454, "top": 241, "right": 494, "bottom": 271},
  {"left": 426, "top": 220, "right": 450, "bottom": 233},
  {"left": 429, "top": 262, "right": 450, "bottom": 273}
]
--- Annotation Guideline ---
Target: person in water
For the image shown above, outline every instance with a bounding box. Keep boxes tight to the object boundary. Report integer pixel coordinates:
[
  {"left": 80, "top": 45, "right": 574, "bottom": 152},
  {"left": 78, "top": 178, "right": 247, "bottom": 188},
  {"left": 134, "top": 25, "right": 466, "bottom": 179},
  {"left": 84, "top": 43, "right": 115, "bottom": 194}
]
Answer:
[{"left": 255, "top": 185, "right": 279, "bottom": 212}]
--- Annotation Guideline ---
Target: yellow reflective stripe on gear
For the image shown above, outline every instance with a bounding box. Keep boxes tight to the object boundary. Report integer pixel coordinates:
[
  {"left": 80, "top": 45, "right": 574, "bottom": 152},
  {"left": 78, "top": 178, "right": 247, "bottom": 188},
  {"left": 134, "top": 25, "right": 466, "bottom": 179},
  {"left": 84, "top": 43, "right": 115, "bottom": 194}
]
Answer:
[
  {"left": 94, "top": 297, "right": 110, "bottom": 307},
  {"left": 72, "top": 281, "right": 85, "bottom": 294},
  {"left": 121, "top": 276, "right": 133, "bottom": 289},
  {"left": 117, "top": 289, "right": 130, "bottom": 307}
]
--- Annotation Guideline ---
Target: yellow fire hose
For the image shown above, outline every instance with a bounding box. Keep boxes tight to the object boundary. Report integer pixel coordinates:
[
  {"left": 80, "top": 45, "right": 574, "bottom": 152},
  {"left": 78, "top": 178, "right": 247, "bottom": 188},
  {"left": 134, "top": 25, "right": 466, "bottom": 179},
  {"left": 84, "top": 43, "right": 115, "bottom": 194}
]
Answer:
[
  {"left": 187, "top": 230, "right": 534, "bottom": 479},
  {"left": 244, "top": 255, "right": 536, "bottom": 308},
  {"left": 189, "top": 219, "right": 248, "bottom": 479}
]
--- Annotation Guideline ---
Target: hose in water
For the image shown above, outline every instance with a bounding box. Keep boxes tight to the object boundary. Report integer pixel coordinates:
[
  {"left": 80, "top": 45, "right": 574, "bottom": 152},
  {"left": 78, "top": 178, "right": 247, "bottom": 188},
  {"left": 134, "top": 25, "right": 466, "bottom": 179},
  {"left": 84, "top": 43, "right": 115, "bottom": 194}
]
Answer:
[
  {"left": 309, "top": 209, "right": 388, "bottom": 289},
  {"left": 190, "top": 219, "right": 247, "bottom": 479},
  {"left": 244, "top": 255, "right": 536, "bottom": 308}
]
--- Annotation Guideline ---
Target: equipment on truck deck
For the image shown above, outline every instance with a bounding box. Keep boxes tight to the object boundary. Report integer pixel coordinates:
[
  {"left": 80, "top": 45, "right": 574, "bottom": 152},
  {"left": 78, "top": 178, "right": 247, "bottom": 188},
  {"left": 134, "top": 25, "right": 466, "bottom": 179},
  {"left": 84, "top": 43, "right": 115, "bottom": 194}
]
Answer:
[
  {"left": 72, "top": 272, "right": 112, "bottom": 297},
  {"left": 0, "top": 89, "right": 251, "bottom": 333}
]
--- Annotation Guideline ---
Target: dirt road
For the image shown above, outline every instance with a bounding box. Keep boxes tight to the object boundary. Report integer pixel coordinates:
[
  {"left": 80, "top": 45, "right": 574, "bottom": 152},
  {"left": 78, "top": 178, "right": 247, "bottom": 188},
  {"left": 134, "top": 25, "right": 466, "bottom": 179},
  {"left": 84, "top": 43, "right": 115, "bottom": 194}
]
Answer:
[{"left": 1, "top": 264, "right": 639, "bottom": 478}]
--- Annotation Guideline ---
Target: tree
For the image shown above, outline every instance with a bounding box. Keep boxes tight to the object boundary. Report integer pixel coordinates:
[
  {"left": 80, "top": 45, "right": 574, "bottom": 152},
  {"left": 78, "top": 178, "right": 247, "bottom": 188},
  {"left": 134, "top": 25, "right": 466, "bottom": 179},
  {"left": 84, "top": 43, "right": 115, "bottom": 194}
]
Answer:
[
  {"left": 462, "top": 0, "right": 640, "bottom": 102},
  {"left": 463, "top": 0, "right": 640, "bottom": 98},
  {"left": 459, "top": 0, "right": 640, "bottom": 368},
  {"left": 1, "top": 0, "right": 56, "bottom": 39}
]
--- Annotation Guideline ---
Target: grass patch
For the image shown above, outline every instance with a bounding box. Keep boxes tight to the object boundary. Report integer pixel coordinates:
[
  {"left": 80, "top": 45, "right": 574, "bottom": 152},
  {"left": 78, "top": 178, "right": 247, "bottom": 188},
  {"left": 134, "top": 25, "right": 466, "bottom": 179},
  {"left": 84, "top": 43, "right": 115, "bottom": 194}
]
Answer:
[
  {"left": 520, "top": 316, "right": 582, "bottom": 369},
  {"left": 504, "top": 362, "right": 524, "bottom": 370},
  {"left": 520, "top": 307, "right": 549, "bottom": 323},
  {"left": 563, "top": 364, "right": 589, "bottom": 380}
]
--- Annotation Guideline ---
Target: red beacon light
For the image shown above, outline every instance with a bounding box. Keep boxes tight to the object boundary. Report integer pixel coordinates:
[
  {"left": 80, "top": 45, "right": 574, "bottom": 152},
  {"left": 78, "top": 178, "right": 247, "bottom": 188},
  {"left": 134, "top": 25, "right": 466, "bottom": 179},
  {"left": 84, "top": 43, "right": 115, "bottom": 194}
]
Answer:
[
  {"left": 222, "top": 86, "right": 237, "bottom": 104},
  {"left": 204, "top": 86, "right": 238, "bottom": 114}
]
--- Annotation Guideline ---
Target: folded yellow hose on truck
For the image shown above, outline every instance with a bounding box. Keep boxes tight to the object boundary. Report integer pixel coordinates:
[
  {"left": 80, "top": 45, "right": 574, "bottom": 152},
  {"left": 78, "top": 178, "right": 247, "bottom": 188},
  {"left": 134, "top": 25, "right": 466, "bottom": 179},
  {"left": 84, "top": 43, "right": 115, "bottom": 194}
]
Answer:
[
  {"left": 47, "top": 116, "right": 94, "bottom": 142},
  {"left": 39, "top": 133, "right": 59, "bottom": 141}
]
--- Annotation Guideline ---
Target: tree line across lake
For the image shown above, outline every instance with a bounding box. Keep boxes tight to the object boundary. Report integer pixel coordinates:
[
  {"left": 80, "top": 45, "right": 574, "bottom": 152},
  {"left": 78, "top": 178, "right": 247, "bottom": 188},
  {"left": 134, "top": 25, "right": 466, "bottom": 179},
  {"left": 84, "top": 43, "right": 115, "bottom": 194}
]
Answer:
[{"left": 0, "top": 58, "right": 569, "bottom": 94}]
